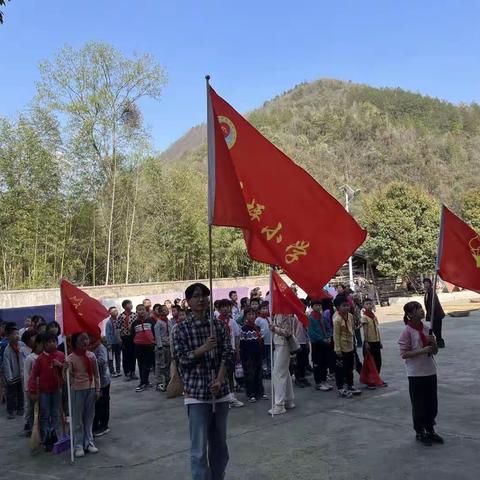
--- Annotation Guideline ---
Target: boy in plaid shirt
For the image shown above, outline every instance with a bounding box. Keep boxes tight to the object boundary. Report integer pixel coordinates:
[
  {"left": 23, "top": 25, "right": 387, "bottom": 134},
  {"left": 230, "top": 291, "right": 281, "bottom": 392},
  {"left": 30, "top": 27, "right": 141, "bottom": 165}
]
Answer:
[{"left": 172, "top": 283, "right": 233, "bottom": 480}]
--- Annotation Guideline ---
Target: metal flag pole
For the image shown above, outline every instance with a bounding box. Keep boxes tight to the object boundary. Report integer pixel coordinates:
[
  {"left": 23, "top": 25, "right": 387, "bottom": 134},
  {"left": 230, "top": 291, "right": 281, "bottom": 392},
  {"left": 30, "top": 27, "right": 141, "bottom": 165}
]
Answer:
[
  {"left": 63, "top": 337, "right": 75, "bottom": 463},
  {"left": 206, "top": 74, "right": 216, "bottom": 413},
  {"left": 269, "top": 266, "right": 275, "bottom": 418},
  {"left": 429, "top": 206, "right": 445, "bottom": 336}
]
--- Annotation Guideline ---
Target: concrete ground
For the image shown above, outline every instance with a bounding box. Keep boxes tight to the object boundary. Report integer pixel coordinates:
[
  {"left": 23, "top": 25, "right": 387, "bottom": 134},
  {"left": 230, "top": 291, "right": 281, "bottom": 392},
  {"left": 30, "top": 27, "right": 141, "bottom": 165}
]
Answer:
[{"left": 1, "top": 306, "right": 480, "bottom": 480}]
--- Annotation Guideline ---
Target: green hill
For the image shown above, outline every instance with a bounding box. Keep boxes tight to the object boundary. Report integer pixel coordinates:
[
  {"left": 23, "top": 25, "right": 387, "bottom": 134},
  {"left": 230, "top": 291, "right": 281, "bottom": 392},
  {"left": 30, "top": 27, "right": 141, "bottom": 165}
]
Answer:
[{"left": 171, "top": 78, "right": 480, "bottom": 210}]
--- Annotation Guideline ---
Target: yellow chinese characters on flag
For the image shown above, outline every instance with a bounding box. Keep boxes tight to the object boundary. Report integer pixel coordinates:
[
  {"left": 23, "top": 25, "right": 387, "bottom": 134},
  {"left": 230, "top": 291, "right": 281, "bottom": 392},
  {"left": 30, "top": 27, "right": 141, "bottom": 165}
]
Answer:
[{"left": 208, "top": 85, "right": 367, "bottom": 297}]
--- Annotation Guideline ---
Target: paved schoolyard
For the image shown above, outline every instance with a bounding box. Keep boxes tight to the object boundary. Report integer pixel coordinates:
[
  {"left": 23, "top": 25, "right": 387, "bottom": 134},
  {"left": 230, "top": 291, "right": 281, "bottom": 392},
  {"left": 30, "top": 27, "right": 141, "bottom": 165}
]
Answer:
[{"left": 1, "top": 309, "right": 479, "bottom": 480}]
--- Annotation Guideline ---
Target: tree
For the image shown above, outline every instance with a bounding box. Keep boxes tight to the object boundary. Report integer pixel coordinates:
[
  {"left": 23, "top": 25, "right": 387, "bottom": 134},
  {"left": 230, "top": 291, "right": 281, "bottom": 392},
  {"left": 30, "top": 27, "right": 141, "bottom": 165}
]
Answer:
[
  {"left": 0, "top": 0, "right": 10, "bottom": 24},
  {"left": 360, "top": 182, "right": 440, "bottom": 280},
  {"left": 35, "top": 42, "right": 167, "bottom": 284},
  {"left": 461, "top": 189, "right": 480, "bottom": 231}
]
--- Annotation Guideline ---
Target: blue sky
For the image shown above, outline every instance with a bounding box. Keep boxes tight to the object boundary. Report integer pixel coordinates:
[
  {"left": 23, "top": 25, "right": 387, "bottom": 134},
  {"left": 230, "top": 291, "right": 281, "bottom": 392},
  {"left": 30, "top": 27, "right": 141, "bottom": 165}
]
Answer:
[{"left": 1, "top": 0, "right": 480, "bottom": 151}]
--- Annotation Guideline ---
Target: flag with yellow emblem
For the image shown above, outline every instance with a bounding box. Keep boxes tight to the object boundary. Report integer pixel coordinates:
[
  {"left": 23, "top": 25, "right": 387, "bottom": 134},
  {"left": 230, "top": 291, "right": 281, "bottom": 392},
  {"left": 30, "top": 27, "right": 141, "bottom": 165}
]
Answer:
[{"left": 207, "top": 83, "right": 367, "bottom": 297}]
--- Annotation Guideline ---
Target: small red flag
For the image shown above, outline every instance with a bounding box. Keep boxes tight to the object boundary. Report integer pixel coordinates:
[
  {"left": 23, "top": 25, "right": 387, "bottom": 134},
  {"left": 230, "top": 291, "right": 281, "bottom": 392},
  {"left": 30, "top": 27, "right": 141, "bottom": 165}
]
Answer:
[
  {"left": 60, "top": 279, "right": 109, "bottom": 335},
  {"left": 437, "top": 206, "right": 480, "bottom": 294},
  {"left": 271, "top": 270, "right": 308, "bottom": 328},
  {"left": 208, "top": 85, "right": 367, "bottom": 297}
]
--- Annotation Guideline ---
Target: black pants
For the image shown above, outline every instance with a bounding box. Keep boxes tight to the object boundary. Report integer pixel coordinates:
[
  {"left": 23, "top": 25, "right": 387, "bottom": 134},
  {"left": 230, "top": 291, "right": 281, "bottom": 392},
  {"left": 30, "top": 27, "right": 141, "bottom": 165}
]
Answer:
[
  {"left": 6, "top": 381, "right": 24, "bottom": 415},
  {"left": 328, "top": 341, "right": 336, "bottom": 374},
  {"left": 93, "top": 384, "right": 110, "bottom": 432},
  {"left": 408, "top": 375, "right": 438, "bottom": 433},
  {"left": 121, "top": 336, "right": 136, "bottom": 376},
  {"left": 108, "top": 344, "right": 122, "bottom": 374},
  {"left": 431, "top": 317, "right": 443, "bottom": 342},
  {"left": 294, "top": 344, "right": 310, "bottom": 380},
  {"left": 335, "top": 351, "right": 354, "bottom": 390},
  {"left": 368, "top": 341, "right": 382, "bottom": 373},
  {"left": 136, "top": 344, "right": 155, "bottom": 386},
  {"left": 311, "top": 341, "right": 330, "bottom": 384},
  {"left": 242, "top": 353, "right": 264, "bottom": 398}
]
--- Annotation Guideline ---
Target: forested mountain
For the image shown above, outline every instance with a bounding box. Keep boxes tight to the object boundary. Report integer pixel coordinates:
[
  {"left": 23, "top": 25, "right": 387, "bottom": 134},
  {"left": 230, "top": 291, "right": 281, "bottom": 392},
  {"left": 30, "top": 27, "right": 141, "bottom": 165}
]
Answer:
[
  {"left": 2, "top": 50, "right": 480, "bottom": 292},
  {"left": 173, "top": 78, "right": 480, "bottom": 210}
]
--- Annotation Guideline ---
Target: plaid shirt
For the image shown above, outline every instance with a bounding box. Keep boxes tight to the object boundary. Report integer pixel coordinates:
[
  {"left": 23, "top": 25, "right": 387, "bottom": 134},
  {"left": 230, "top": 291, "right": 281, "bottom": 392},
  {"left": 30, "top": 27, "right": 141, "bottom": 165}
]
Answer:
[
  {"left": 172, "top": 313, "right": 233, "bottom": 401},
  {"left": 115, "top": 311, "right": 138, "bottom": 337}
]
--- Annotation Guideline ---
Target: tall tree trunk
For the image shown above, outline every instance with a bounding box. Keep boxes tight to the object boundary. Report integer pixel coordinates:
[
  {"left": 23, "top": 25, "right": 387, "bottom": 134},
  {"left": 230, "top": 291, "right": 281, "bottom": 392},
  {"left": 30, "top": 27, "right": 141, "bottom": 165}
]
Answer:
[
  {"left": 92, "top": 216, "right": 96, "bottom": 286},
  {"left": 125, "top": 166, "right": 140, "bottom": 284},
  {"left": 105, "top": 126, "right": 117, "bottom": 286}
]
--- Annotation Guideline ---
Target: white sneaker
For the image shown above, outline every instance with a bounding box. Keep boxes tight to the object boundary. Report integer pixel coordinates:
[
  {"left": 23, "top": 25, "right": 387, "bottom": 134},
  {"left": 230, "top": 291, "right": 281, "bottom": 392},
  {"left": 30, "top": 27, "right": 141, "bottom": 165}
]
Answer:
[
  {"left": 347, "top": 385, "right": 362, "bottom": 396},
  {"left": 74, "top": 447, "right": 85, "bottom": 458},
  {"left": 268, "top": 406, "right": 287, "bottom": 415},
  {"left": 316, "top": 382, "right": 333, "bottom": 392},
  {"left": 230, "top": 398, "right": 245, "bottom": 408},
  {"left": 86, "top": 443, "right": 99, "bottom": 454},
  {"left": 338, "top": 388, "right": 353, "bottom": 398}
]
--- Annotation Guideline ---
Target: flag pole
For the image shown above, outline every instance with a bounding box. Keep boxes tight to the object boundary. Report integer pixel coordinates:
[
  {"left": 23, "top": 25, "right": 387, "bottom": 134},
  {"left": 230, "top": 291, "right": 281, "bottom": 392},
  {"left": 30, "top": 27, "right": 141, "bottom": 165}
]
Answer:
[
  {"left": 206, "top": 74, "right": 216, "bottom": 413},
  {"left": 63, "top": 336, "right": 75, "bottom": 463},
  {"left": 429, "top": 207, "right": 445, "bottom": 335},
  {"left": 269, "top": 266, "right": 275, "bottom": 418},
  {"left": 58, "top": 284, "right": 75, "bottom": 463}
]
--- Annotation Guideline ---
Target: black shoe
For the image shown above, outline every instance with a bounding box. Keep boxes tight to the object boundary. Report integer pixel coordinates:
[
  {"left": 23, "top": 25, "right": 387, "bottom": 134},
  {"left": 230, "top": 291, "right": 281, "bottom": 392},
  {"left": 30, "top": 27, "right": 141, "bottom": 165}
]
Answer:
[
  {"left": 427, "top": 432, "right": 444, "bottom": 444},
  {"left": 416, "top": 433, "right": 432, "bottom": 446},
  {"left": 301, "top": 378, "right": 311, "bottom": 386},
  {"left": 437, "top": 339, "right": 445, "bottom": 348},
  {"left": 295, "top": 379, "right": 305, "bottom": 388}
]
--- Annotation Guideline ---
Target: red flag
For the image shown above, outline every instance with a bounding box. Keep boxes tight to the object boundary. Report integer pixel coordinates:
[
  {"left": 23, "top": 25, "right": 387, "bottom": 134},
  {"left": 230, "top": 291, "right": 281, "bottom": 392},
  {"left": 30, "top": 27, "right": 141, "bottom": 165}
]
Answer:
[
  {"left": 271, "top": 270, "right": 308, "bottom": 328},
  {"left": 437, "top": 206, "right": 480, "bottom": 294},
  {"left": 60, "top": 279, "right": 109, "bottom": 335},
  {"left": 208, "top": 85, "right": 367, "bottom": 297}
]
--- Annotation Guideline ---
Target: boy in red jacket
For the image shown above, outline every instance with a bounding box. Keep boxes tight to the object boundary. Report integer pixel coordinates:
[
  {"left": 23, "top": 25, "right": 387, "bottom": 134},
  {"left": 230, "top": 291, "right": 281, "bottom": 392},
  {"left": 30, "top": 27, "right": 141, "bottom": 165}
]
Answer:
[{"left": 28, "top": 332, "right": 65, "bottom": 452}]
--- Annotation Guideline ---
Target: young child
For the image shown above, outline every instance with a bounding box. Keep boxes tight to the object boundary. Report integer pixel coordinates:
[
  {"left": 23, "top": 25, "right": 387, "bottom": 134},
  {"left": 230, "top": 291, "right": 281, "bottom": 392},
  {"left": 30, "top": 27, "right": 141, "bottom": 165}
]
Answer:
[
  {"left": 66, "top": 332, "right": 100, "bottom": 458},
  {"left": 398, "top": 301, "right": 443, "bottom": 446},
  {"left": 105, "top": 306, "right": 122, "bottom": 377},
  {"left": 240, "top": 308, "right": 267, "bottom": 403},
  {"left": 333, "top": 295, "right": 361, "bottom": 398},
  {"left": 28, "top": 332, "right": 64, "bottom": 451},
  {"left": 154, "top": 305, "right": 170, "bottom": 392},
  {"left": 255, "top": 301, "right": 272, "bottom": 378},
  {"left": 89, "top": 332, "right": 111, "bottom": 437},
  {"left": 362, "top": 298, "right": 387, "bottom": 388},
  {"left": 308, "top": 300, "right": 333, "bottom": 392},
  {"left": 218, "top": 299, "right": 244, "bottom": 408},
  {"left": 132, "top": 304, "right": 156, "bottom": 393},
  {"left": 22, "top": 330, "right": 39, "bottom": 435},
  {"left": 3, "top": 323, "right": 24, "bottom": 419}
]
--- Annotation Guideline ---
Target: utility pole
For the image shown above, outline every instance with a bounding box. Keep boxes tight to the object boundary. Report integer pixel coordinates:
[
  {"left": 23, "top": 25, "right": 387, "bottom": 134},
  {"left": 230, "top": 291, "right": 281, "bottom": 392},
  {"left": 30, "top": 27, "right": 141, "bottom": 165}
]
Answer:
[{"left": 340, "top": 184, "right": 359, "bottom": 290}]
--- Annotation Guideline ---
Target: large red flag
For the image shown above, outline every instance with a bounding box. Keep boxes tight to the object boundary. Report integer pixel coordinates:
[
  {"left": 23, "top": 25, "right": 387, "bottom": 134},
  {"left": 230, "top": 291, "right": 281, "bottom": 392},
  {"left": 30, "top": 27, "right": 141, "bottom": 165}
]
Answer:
[
  {"left": 437, "top": 206, "right": 480, "bottom": 294},
  {"left": 207, "top": 84, "right": 367, "bottom": 297},
  {"left": 271, "top": 270, "right": 309, "bottom": 328},
  {"left": 60, "top": 279, "right": 109, "bottom": 335}
]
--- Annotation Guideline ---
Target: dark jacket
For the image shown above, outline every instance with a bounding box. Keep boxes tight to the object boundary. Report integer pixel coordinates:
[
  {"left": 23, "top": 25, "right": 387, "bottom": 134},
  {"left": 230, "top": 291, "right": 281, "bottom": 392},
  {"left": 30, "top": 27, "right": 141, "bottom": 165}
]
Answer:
[{"left": 424, "top": 289, "right": 445, "bottom": 323}]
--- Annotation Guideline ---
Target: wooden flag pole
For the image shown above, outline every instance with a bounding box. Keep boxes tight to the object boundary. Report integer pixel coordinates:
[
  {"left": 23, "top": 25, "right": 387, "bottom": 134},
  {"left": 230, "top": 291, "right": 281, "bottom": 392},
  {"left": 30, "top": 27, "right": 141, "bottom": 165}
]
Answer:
[
  {"left": 63, "top": 336, "right": 75, "bottom": 463},
  {"left": 206, "top": 74, "right": 216, "bottom": 413},
  {"left": 269, "top": 267, "right": 275, "bottom": 418},
  {"left": 429, "top": 207, "right": 445, "bottom": 335}
]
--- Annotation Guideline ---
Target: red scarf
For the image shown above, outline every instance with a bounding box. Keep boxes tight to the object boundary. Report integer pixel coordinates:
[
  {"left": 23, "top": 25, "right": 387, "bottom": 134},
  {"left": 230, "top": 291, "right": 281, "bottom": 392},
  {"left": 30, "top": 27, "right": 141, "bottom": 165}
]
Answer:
[
  {"left": 338, "top": 311, "right": 352, "bottom": 333},
  {"left": 74, "top": 348, "right": 93, "bottom": 383},
  {"left": 10, "top": 341, "right": 20, "bottom": 354},
  {"left": 311, "top": 311, "right": 327, "bottom": 335},
  {"left": 364, "top": 310, "right": 375, "bottom": 320},
  {"left": 408, "top": 321, "right": 429, "bottom": 347},
  {"left": 218, "top": 314, "right": 231, "bottom": 337}
]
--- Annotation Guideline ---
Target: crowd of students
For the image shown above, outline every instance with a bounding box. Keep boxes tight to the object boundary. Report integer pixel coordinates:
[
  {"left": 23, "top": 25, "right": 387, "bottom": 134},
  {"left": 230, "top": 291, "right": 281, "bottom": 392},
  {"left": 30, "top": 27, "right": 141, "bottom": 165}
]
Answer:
[{"left": 0, "top": 281, "right": 443, "bottom": 469}]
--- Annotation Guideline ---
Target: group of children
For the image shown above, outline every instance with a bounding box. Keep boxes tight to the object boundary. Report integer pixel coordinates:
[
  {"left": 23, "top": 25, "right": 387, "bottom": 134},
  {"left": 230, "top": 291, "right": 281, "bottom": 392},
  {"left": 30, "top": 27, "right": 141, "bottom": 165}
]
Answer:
[
  {"left": 1, "top": 284, "right": 443, "bottom": 454},
  {"left": 0, "top": 318, "right": 109, "bottom": 457}
]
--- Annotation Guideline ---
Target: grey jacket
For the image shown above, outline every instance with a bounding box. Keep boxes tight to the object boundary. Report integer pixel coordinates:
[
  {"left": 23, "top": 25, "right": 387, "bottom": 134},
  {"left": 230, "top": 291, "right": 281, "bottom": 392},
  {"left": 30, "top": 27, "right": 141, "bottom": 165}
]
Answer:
[
  {"left": 2, "top": 344, "right": 24, "bottom": 383},
  {"left": 93, "top": 344, "right": 110, "bottom": 388}
]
